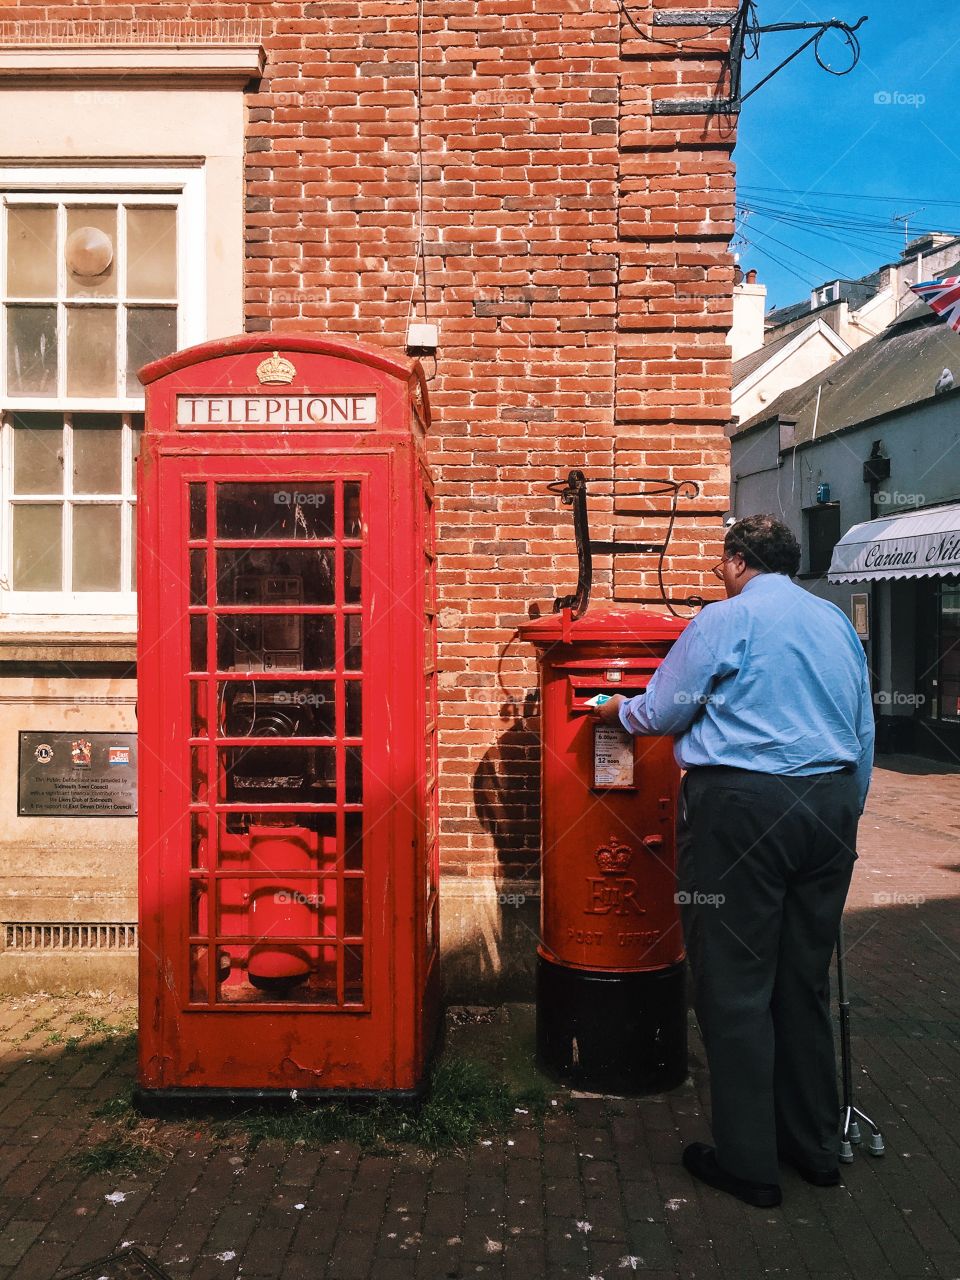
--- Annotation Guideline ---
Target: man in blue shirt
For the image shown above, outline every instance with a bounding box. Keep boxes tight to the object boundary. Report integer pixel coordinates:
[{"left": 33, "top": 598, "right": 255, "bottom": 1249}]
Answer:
[{"left": 599, "top": 514, "right": 874, "bottom": 1207}]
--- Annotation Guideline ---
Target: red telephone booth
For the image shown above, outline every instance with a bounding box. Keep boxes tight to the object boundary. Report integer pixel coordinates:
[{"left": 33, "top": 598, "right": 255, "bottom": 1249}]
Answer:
[
  {"left": 520, "top": 606, "right": 688, "bottom": 1093},
  {"left": 136, "top": 335, "right": 440, "bottom": 1098}
]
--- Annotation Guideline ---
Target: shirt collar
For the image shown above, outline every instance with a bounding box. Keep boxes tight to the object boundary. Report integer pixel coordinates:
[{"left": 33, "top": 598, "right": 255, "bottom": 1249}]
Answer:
[{"left": 740, "top": 572, "right": 790, "bottom": 595}]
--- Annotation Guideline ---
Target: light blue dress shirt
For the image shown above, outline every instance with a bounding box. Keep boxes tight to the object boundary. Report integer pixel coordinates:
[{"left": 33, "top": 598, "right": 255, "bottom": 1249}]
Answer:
[{"left": 618, "top": 573, "right": 875, "bottom": 811}]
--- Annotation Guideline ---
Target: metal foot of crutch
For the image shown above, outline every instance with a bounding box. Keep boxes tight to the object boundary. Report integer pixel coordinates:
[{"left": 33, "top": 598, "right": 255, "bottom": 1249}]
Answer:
[{"left": 836, "top": 919, "right": 884, "bottom": 1162}]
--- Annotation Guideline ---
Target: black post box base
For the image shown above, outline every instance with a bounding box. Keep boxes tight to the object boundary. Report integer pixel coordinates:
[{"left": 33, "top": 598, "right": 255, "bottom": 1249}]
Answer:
[{"left": 536, "top": 954, "right": 688, "bottom": 1094}]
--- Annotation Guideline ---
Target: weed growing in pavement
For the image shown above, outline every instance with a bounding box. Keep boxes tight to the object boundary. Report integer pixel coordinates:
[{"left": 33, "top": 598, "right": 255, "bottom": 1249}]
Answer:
[
  {"left": 228, "top": 1056, "right": 549, "bottom": 1152},
  {"left": 86, "top": 1057, "right": 550, "bottom": 1162},
  {"left": 72, "top": 1138, "right": 161, "bottom": 1175}
]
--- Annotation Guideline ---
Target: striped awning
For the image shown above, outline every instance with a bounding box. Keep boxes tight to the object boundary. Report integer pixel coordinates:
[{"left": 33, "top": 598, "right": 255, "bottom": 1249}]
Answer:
[{"left": 828, "top": 504, "right": 960, "bottom": 582}]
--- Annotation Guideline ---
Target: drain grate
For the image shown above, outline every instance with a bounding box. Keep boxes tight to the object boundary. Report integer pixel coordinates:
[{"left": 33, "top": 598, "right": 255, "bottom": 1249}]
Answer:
[
  {"left": 3, "top": 922, "right": 138, "bottom": 952},
  {"left": 60, "top": 1245, "right": 172, "bottom": 1279}
]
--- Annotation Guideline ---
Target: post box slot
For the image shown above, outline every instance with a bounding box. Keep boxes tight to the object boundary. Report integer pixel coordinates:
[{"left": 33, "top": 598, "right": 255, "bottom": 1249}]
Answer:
[{"left": 567, "top": 674, "right": 651, "bottom": 714}]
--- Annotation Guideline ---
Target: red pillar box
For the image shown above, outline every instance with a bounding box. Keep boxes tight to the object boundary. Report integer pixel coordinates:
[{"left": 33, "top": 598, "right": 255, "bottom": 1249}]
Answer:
[
  {"left": 136, "top": 335, "right": 440, "bottom": 1099},
  {"left": 519, "top": 607, "right": 688, "bottom": 1092}
]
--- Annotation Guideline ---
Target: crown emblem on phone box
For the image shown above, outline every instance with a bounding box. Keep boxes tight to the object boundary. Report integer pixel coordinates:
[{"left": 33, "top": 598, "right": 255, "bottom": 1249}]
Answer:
[{"left": 256, "top": 351, "right": 297, "bottom": 385}]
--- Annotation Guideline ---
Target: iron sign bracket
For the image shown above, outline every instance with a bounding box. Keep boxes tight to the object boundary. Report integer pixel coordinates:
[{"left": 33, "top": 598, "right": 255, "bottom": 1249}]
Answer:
[{"left": 547, "top": 470, "right": 700, "bottom": 619}]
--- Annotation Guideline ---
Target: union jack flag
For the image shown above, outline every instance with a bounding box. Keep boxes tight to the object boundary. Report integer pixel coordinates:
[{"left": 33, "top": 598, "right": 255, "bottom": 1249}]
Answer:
[{"left": 909, "top": 276, "right": 960, "bottom": 333}]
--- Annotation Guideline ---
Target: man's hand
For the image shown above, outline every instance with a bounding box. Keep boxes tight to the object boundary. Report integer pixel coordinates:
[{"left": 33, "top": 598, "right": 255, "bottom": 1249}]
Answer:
[{"left": 597, "top": 693, "right": 626, "bottom": 724}]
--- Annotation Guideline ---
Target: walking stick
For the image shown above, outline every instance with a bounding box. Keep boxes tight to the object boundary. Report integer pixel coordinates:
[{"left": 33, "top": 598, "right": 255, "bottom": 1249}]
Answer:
[{"left": 836, "top": 918, "right": 885, "bottom": 1161}]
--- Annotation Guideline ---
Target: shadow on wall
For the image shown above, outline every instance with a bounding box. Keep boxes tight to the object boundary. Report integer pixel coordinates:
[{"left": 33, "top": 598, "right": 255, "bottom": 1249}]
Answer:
[{"left": 440, "top": 691, "right": 543, "bottom": 1004}]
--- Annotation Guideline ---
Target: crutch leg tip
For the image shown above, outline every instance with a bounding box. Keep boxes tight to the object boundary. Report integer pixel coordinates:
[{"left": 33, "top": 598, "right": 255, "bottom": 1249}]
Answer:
[
  {"left": 868, "top": 1134, "right": 885, "bottom": 1156},
  {"left": 840, "top": 1141, "right": 854, "bottom": 1162}
]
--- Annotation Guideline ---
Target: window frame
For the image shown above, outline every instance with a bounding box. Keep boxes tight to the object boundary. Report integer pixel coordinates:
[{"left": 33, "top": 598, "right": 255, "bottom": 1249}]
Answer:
[{"left": 0, "top": 165, "right": 204, "bottom": 622}]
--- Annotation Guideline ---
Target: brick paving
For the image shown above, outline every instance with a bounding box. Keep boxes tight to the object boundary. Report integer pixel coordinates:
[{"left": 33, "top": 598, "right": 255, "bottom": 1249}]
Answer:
[{"left": 1, "top": 755, "right": 958, "bottom": 1280}]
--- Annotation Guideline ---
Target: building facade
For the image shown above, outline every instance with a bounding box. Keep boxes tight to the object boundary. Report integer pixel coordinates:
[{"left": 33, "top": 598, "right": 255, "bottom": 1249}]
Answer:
[
  {"left": 0, "top": 2, "right": 737, "bottom": 994},
  {"left": 731, "top": 303, "right": 960, "bottom": 763}
]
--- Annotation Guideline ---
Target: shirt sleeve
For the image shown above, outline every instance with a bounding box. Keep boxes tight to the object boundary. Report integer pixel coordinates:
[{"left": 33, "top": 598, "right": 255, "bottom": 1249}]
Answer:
[
  {"left": 617, "top": 614, "right": 728, "bottom": 737},
  {"left": 854, "top": 655, "right": 875, "bottom": 814}
]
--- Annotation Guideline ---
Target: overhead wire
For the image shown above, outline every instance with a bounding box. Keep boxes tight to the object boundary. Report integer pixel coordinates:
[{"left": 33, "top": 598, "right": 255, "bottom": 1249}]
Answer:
[{"left": 741, "top": 185, "right": 960, "bottom": 209}]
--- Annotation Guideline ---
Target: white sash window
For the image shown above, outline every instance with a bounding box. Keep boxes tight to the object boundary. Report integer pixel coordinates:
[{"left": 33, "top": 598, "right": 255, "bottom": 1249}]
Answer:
[{"left": 0, "top": 167, "right": 203, "bottom": 618}]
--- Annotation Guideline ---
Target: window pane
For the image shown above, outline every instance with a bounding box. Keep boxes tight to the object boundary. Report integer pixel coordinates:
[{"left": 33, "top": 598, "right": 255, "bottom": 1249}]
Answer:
[
  {"left": 345, "top": 615, "right": 362, "bottom": 670},
  {"left": 72, "top": 504, "right": 121, "bottom": 590},
  {"left": 73, "top": 416, "right": 123, "bottom": 493},
  {"left": 346, "top": 680, "right": 361, "bottom": 737},
  {"left": 222, "top": 746, "right": 336, "bottom": 806},
  {"left": 131, "top": 500, "right": 138, "bottom": 592},
  {"left": 65, "top": 206, "right": 117, "bottom": 299},
  {"left": 7, "top": 205, "right": 57, "bottom": 297},
  {"left": 7, "top": 305, "right": 58, "bottom": 396},
  {"left": 126, "top": 206, "right": 177, "bottom": 299},
  {"left": 217, "top": 616, "right": 335, "bottom": 673},
  {"left": 215, "top": 549, "right": 335, "bottom": 605},
  {"left": 189, "top": 482, "right": 206, "bottom": 540},
  {"left": 12, "top": 504, "right": 62, "bottom": 590},
  {"left": 66, "top": 307, "right": 117, "bottom": 397},
  {"left": 218, "top": 680, "right": 336, "bottom": 738},
  {"left": 131, "top": 418, "right": 144, "bottom": 493},
  {"left": 345, "top": 547, "right": 361, "bottom": 603},
  {"left": 344, "top": 481, "right": 362, "bottom": 535},
  {"left": 126, "top": 307, "right": 176, "bottom": 394},
  {"left": 216, "top": 483, "right": 335, "bottom": 539},
  {"left": 13, "top": 418, "right": 63, "bottom": 494}
]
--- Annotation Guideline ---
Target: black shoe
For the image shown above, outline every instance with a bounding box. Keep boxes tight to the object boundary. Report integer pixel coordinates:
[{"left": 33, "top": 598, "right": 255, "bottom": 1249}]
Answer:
[
  {"left": 682, "top": 1143, "right": 782, "bottom": 1208},
  {"left": 779, "top": 1154, "right": 841, "bottom": 1187}
]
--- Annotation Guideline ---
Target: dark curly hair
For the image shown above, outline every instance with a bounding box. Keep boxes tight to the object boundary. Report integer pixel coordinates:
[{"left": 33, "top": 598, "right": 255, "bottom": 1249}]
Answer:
[{"left": 724, "top": 514, "right": 801, "bottom": 577}]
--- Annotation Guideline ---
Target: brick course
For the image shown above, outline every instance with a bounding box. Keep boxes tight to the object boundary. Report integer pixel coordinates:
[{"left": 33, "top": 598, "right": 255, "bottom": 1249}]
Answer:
[{"left": 8, "top": 0, "right": 737, "bottom": 878}]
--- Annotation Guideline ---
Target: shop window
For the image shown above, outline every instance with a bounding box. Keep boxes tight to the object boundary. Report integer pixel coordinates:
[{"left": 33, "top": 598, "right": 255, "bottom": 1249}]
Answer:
[
  {"left": 804, "top": 503, "right": 841, "bottom": 576},
  {"left": 1, "top": 175, "right": 200, "bottom": 617},
  {"left": 936, "top": 583, "right": 960, "bottom": 722}
]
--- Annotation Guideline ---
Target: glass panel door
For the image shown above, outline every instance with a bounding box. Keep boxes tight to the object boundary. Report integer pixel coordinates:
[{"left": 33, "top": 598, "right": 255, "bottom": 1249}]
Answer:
[{"left": 187, "top": 477, "right": 367, "bottom": 1008}]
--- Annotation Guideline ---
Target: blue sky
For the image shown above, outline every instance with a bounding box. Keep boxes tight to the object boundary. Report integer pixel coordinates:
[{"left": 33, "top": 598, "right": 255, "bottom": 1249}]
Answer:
[{"left": 734, "top": 0, "right": 958, "bottom": 312}]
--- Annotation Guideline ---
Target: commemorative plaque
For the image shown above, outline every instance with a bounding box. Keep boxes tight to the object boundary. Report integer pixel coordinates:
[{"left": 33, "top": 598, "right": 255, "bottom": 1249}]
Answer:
[{"left": 18, "top": 731, "right": 138, "bottom": 817}]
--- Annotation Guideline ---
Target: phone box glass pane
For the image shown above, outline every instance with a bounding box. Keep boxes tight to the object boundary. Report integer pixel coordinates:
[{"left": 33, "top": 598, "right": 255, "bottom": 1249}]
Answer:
[
  {"left": 215, "top": 548, "right": 334, "bottom": 606},
  {"left": 218, "top": 680, "right": 335, "bottom": 738},
  {"left": 216, "top": 483, "right": 335, "bottom": 539}
]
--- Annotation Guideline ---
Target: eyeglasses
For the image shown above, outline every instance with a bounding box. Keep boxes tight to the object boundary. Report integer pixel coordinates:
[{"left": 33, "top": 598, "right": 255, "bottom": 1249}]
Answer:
[{"left": 711, "top": 553, "right": 740, "bottom": 580}]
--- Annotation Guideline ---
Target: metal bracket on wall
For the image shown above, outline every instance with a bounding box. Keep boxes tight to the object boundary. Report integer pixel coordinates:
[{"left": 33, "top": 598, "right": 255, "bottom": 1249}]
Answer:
[
  {"left": 649, "top": 4, "right": 867, "bottom": 117},
  {"left": 546, "top": 470, "right": 700, "bottom": 619}
]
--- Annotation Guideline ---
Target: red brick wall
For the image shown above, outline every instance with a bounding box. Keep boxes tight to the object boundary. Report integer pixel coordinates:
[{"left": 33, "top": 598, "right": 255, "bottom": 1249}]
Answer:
[{"left": 9, "top": 0, "right": 737, "bottom": 881}]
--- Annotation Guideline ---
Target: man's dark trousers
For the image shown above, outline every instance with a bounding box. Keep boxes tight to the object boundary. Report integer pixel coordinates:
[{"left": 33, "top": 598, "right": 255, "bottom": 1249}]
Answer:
[{"left": 677, "top": 765, "right": 860, "bottom": 1185}]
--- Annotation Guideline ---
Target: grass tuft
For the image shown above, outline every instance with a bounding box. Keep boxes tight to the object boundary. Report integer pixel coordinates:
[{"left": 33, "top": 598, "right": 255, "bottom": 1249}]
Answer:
[
  {"left": 72, "top": 1138, "right": 159, "bottom": 1175},
  {"left": 229, "top": 1055, "right": 541, "bottom": 1153}
]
